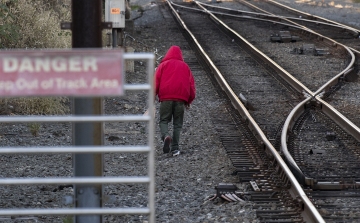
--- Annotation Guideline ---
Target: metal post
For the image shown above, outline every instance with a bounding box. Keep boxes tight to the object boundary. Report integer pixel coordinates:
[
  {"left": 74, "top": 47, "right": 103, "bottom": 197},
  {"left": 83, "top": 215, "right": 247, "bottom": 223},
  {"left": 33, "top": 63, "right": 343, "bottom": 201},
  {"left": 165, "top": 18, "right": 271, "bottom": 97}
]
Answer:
[
  {"left": 112, "top": 28, "right": 118, "bottom": 47},
  {"left": 112, "top": 28, "right": 123, "bottom": 48},
  {"left": 72, "top": 0, "right": 103, "bottom": 223}
]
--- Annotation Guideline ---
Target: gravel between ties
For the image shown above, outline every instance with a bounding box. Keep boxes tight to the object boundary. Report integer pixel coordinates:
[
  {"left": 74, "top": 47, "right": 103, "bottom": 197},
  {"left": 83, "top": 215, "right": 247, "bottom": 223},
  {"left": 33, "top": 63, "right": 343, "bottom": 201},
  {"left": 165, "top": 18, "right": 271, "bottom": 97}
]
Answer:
[{"left": 0, "top": 0, "right": 359, "bottom": 222}]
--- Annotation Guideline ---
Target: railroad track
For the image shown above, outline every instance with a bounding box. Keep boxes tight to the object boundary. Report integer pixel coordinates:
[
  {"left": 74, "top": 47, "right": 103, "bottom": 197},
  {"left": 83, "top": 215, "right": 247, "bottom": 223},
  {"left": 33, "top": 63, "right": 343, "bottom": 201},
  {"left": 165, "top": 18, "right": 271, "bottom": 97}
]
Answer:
[
  {"left": 0, "top": 1, "right": 357, "bottom": 222},
  {"left": 248, "top": 0, "right": 360, "bottom": 49},
  {"left": 168, "top": 2, "right": 359, "bottom": 222}
]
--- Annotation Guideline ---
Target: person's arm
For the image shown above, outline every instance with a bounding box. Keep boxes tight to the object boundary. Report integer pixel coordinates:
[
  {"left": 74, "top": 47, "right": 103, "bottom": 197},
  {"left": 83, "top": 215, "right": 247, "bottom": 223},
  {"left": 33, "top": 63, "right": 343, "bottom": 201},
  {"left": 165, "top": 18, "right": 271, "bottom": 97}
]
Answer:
[
  {"left": 154, "top": 66, "right": 162, "bottom": 101},
  {"left": 188, "top": 71, "right": 196, "bottom": 105}
]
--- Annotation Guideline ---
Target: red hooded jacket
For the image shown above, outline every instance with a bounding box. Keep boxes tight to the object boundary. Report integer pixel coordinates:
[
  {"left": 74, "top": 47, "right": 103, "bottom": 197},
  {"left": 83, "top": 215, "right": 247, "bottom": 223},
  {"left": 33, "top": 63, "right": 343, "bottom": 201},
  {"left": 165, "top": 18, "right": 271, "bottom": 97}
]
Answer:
[{"left": 155, "top": 46, "right": 196, "bottom": 104}]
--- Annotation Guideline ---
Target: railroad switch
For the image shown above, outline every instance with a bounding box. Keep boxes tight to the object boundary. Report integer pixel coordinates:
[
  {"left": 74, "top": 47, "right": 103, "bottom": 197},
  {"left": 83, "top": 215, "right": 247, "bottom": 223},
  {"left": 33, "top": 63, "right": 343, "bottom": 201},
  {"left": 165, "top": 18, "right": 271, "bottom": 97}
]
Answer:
[
  {"left": 208, "top": 183, "right": 246, "bottom": 202},
  {"left": 215, "top": 183, "right": 237, "bottom": 196},
  {"left": 270, "top": 31, "right": 301, "bottom": 43},
  {"left": 291, "top": 44, "right": 329, "bottom": 56},
  {"left": 250, "top": 180, "right": 260, "bottom": 191},
  {"left": 314, "top": 48, "right": 329, "bottom": 56}
]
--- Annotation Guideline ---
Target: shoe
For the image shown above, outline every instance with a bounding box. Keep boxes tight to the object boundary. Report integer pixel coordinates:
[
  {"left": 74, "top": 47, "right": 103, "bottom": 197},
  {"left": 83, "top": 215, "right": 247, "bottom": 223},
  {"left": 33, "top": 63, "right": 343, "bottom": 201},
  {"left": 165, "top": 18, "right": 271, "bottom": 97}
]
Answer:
[
  {"left": 172, "top": 150, "right": 180, "bottom": 156},
  {"left": 163, "top": 136, "right": 171, "bottom": 154}
]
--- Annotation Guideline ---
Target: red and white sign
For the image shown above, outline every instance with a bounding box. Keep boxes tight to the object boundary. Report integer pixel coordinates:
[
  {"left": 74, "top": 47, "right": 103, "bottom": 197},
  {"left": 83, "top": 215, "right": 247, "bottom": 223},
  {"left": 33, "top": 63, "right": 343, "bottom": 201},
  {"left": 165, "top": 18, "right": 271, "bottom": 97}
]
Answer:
[{"left": 0, "top": 49, "right": 124, "bottom": 96}]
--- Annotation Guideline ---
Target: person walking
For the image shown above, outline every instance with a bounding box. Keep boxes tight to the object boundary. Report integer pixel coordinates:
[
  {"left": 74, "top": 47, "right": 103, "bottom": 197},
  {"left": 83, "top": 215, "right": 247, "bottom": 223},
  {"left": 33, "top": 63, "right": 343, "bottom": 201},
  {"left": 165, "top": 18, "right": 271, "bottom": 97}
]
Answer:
[{"left": 155, "top": 45, "right": 196, "bottom": 156}]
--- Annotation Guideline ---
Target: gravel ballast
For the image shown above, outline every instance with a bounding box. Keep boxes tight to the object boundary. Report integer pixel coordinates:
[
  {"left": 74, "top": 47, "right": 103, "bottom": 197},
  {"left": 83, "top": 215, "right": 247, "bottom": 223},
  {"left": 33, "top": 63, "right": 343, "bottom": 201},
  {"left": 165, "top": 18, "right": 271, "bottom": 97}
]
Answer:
[{"left": 0, "top": 0, "right": 359, "bottom": 222}]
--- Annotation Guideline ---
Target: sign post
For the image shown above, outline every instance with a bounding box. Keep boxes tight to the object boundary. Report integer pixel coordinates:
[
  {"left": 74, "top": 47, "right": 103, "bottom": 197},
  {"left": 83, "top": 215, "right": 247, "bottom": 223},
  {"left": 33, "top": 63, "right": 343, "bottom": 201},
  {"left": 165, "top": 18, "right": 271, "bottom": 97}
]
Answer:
[
  {"left": 0, "top": 1, "right": 124, "bottom": 222},
  {"left": 72, "top": 1, "right": 104, "bottom": 222}
]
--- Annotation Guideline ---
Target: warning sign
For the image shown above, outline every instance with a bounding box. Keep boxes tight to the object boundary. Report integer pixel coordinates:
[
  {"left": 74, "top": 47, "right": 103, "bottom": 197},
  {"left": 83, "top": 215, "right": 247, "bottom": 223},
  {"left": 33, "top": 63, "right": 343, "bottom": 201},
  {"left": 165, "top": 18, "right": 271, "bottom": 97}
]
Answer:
[
  {"left": 0, "top": 49, "right": 124, "bottom": 97},
  {"left": 111, "top": 8, "right": 120, "bottom": 14}
]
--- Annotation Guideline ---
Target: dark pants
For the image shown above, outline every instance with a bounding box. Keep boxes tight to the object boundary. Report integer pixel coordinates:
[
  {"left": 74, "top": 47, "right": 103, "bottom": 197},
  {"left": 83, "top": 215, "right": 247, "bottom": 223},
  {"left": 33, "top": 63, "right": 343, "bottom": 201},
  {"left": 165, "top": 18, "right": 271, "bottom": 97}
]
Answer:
[{"left": 159, "top": 101, "right": 185, "bottom": 151}]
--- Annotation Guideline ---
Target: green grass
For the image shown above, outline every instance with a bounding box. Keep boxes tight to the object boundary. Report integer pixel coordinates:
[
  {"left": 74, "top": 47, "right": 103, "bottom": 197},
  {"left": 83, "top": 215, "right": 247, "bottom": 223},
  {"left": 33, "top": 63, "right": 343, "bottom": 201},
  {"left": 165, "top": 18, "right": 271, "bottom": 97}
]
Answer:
[
  {"left": 28, "top": 122, "right": 41, "bottom": 137},
  {"left": 63, "top": 216, "right": 73, "bottom": 223},
  {"left": 131, "top": 5, "right": 144, "bottom": 12},
  {"left": 131, "top": 5, "right": 140, "bottom": 10}
]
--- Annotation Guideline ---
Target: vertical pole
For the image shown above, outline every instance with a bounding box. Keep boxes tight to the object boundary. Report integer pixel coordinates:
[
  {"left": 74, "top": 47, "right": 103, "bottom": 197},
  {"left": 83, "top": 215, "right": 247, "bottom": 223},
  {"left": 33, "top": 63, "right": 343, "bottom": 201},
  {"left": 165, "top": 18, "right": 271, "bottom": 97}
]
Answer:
[
  {"left": 147, "top": 58, "right": 155, "bottom": 223},
  {"left": 112, "top": 28, "right": 123, "bottom": 48},
  {"left": 112, "top": 28, "right": 117, "bottom": 48},
  {"left": 72, "top": 0, "right": 103, "bottom": 223}
]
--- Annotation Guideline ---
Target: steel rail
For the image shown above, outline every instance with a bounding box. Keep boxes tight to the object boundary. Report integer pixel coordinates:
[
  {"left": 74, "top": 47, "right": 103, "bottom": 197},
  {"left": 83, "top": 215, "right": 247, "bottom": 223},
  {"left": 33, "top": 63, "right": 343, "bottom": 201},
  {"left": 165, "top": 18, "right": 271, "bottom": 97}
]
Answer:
[
  {"left": 168, "top": 1, "right": 324, "bottom": 222},
  {"left": 258, "top": 2, "right": 360, "bottom": 189},
  {"left": 266, "top": 0, "right": 360, "bottom": 36},
  {"left": 236, "top": 0, "right": 360, "bottom": 190},
  {"left": 249, "top": 3, "right": 360, "bottom": 189},
  {"left": 190, "top": 2, "right": 358, "bottom": 99},
  {"left": 316, "top": 97, "right": 360, "bottom": 144},
  {"left": 234, "top": 0, "right": 360, "bottom": 54},
  {"left": 173, "top": 1, "right": 313, "bottom": 96},
  {"left": 172, "top": 2, "right": 354, "bottom": 57},
  {"left": 197, "top": 0, "right": 359, "bottom": 190},
  {"left": 180, "top": 0, "right": 360, "bottom": 212},
  {"left": 175, "top": 1, "right": 360, "bottom": 57},
  {"left": 262, "top": 0, "right": 360, "bottom": 54},
  {"left": 197, "top": 1, "right": 359, "bottom": 37},
  {"left": 238, "top": 0, "right": 360, "bottom": 192},
  {"left": 314, "top": 46, "right": 355, "bottom": 96},
  {"left": 190, "top": 4, "right": 323, "bottom": 218},
  {"left": 280, "top": 93, "right": 360, "bottom": 189},
  {"left": 235, "top": 0, "right": 321, "bottom": 34}
]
